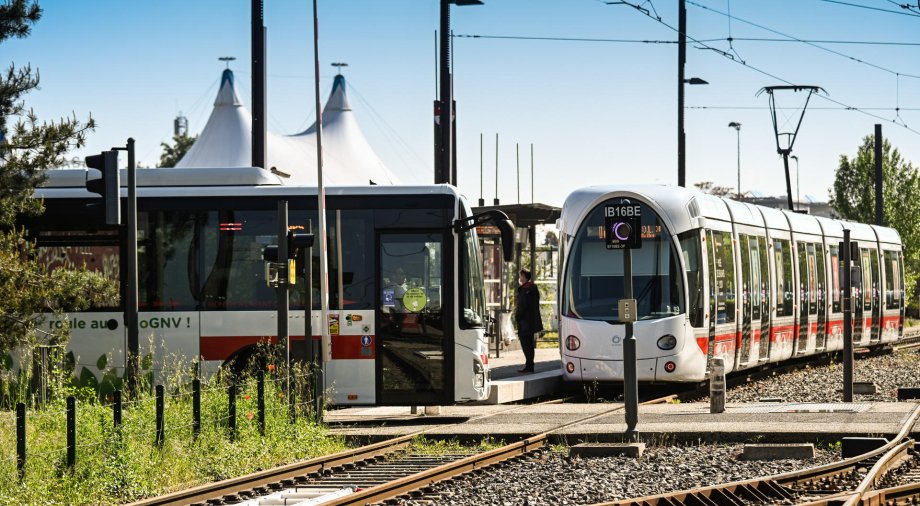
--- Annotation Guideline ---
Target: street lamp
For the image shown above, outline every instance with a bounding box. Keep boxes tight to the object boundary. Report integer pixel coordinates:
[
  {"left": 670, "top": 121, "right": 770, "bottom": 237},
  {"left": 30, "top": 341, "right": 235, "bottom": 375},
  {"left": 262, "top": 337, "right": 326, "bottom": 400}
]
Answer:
[
  {"left": 728, "top": 122, "right": 741, "bottom": 199},
  {"left": 791, "top": 155, "right": 800, "bottom": 210},
  {"left": 677, "top": 77, "right": 708, "bottom": 187},
  {"left": 437, "top": 0, "right": 484, "bottom": 186}
]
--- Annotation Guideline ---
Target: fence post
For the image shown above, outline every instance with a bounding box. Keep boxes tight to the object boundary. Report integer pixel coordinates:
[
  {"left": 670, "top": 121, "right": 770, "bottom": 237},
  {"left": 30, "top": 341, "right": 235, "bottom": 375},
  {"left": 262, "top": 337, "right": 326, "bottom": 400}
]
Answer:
[
  {"left": 257, "top": 371, "right": 265, "bottom": 436},
  {"left": 228, "top": 382, "right": 237, "bottom": 441},
  {"left": 155, "top": 385, "right": 165, "bottom": 447},
  {"left": 66, "top": 396, "right": 76, "bottom": 469},
  {"left": 192, "top": 379, "right": 201, "bottom": 439},
  {"left": 16, "top": 402, "right": 26, "bottom": 480},
  {"left": 113, "top": 389, "right": 122, "bottom": 428},
  {"left": 288, "top": 369, "right": 296, "bottom": 424}
]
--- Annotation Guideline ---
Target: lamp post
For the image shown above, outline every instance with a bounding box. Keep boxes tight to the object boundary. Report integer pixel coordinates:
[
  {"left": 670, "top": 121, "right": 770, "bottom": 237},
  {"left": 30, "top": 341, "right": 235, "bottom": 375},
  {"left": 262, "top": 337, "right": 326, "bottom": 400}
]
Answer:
[
  {"left": 677, "top": 77, "right": 708, "bottom": 187},
  {"left": 437, "top": 0, "right": 483, "bottom": 185},
  {"left": 728, "top": 122, "right": 741, "bottom": 199},
  {"left": 791, "top": 155, "right": 800, "bottom": 211}
]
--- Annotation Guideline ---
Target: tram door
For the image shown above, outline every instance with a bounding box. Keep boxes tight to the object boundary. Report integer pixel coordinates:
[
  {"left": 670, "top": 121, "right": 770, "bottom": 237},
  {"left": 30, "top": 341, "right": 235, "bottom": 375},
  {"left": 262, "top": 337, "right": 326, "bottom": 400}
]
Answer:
[
  {"left": 376, "top": 232, "right": 449, "bottom": 405},
  {"left": 796, "top": 243, "right": 809, "bottom": 354},
  {"left": 869, "top": 250, "right": 881, "bottom": 343}
]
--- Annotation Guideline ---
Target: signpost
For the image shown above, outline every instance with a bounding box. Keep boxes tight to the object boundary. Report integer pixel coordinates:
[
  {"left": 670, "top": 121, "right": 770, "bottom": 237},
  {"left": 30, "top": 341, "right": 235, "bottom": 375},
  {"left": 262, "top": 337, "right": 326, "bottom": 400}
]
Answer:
[{"left": 606, "top": 203, "right": 641, "bottom": 441}]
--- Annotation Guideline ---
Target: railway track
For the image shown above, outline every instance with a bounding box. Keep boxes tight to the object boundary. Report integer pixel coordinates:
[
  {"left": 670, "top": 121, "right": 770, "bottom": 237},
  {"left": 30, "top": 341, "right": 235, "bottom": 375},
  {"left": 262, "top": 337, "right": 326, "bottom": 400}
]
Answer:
[{"left": 587, "top": 404, "right": 920, "bottom": 506}]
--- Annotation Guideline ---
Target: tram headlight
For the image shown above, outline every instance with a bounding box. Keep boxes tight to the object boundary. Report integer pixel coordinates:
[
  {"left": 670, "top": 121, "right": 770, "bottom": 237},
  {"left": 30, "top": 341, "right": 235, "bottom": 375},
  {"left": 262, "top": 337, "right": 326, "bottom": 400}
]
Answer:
[
  {"left": 657, "top": 334, "right": 677, "bottom": 350},
  {"left": 565, "top": 335, "right": 581, "bottom": 351}
]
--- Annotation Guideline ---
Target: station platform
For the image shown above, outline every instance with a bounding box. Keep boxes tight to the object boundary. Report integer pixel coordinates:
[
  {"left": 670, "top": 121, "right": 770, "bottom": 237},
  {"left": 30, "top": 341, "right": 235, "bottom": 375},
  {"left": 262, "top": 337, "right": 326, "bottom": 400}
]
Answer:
[
  {"left": 484, "top": 346, "right": 563, "bottom": 404},
  {"left": 324, "top": 401, "right": 920, "bottom": 444}
]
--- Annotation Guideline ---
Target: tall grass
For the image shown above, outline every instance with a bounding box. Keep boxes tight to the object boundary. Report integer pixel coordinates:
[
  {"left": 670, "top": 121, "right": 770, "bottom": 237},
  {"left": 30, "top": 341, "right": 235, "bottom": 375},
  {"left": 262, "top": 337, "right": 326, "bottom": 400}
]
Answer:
[{"left": 0, "top": 368, "right": 346, "bottom": 505}]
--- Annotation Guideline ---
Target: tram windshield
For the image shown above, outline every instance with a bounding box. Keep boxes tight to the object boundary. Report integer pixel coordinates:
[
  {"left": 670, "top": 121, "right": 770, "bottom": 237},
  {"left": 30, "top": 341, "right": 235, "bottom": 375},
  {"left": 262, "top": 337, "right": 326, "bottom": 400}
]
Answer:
[{"left": 563, "top": 199, "right": 684, "bottom": 323}]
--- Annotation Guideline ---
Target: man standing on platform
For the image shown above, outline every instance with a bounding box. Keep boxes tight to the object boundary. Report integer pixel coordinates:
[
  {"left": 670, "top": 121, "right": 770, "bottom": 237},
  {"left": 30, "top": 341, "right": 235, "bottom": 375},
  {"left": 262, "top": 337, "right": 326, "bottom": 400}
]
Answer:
[{"left": 515, "top": 268, "right": 543, "bottom": 373}]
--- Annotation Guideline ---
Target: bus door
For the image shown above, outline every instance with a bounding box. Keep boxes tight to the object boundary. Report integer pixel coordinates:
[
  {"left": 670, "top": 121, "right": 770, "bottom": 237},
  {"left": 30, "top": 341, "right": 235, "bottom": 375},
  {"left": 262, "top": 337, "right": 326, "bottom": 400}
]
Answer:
[{"left": 376, "top": 232, "right": 450, "bottom": 405}]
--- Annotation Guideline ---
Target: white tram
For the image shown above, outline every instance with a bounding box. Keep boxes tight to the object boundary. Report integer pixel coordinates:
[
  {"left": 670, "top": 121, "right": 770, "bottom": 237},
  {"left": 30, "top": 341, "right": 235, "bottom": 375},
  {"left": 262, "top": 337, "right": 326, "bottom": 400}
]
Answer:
[
  {"left": 23, "top": 167, "right": 513, "bottom": 405},
  {"left": 558, "top": 185, "right": 905, "bottom": 383}
]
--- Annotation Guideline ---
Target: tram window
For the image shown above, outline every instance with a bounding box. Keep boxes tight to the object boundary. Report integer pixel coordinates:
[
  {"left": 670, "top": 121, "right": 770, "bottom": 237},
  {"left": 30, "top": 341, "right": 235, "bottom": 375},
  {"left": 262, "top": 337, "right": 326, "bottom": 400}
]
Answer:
[
  {"left": 748, "top": 236, "right": 762, "bottom": 321},
  {"left": 797, "top": 242, "right": 809, "bottom": 318},
  {"left": 884, "top": 251, "right": 895, "bottom": 309},
  {"left": 711, "top": 231, "right": 735, "bottom": 324},
  {"left": 329, "top": 209, "right": 374, "bottom": 310},
  {"left": 871, "top": 249, "right": 880, "bottom": 309},
  {"left": 758, "top": 237, "right": 770, "bottom": 316},
  {"left": 563, "top": 200, "right": 683, "bottom": 322},
  {"left": 137, "top": 210, "right": 200, "bottom": 311},
  {"left": 807, "top": 243, "right": 817, "bottom": 315},
  {"left": 862, "top": 249, "right": 872, "bottom": 311},
  {"left": 830, "top": 245, "right": 841, "bottom": 313},
  {"left": 740, "top": 235, "right": 751, "bottom": 316},
  {"left": 815, "top": 243, "right": 826, "bottom": 309},
  {"left": 678, "top": 230, "right": 704, "bottom": 327},
  {"left": 774, "top": 239, "right": 794, "bottom": 317}
]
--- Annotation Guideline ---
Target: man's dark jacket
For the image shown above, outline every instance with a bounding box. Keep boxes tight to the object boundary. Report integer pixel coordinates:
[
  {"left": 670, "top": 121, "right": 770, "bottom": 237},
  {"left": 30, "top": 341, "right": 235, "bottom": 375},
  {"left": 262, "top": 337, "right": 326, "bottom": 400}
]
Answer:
[{"left": 515, "top": 281, "right": 544, "bottom": 335}]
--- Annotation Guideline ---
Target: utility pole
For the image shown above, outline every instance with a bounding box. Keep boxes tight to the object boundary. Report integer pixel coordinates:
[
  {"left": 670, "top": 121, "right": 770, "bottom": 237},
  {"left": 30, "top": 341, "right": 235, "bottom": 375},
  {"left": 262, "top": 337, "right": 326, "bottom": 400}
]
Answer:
[
  {"left": 875, "top": 124, "right": 883, "bottom": 226},
  {"left": 677, "top": 0, "right": 686, "bottom": 187},
  {"left": 251, "top": 0, "right": 266, "bottom": 169},
  {"left": 438, "top": 0, "right": 452, "bottom": 184}
]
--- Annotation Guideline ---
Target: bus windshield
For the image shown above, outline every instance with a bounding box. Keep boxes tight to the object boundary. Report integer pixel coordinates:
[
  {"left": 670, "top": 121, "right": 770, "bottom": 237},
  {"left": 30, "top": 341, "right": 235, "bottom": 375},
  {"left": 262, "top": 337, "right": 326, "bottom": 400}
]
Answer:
[{"left": 563, "top": 199, "right": 683, "bottom": 323}]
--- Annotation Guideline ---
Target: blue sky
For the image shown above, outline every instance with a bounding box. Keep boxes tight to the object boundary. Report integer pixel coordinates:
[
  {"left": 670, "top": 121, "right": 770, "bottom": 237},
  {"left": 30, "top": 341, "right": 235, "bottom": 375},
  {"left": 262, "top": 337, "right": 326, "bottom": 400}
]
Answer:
[{"left": 6, "top": 0, "right": 919, "bottom": 207}]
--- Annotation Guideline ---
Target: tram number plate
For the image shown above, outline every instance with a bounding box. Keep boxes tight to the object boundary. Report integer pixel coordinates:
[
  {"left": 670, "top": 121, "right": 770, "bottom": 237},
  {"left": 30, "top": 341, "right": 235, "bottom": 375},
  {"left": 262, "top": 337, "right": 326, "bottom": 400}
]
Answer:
[{"left": 618, "top": 298, "right": 637, "bottom": 323}]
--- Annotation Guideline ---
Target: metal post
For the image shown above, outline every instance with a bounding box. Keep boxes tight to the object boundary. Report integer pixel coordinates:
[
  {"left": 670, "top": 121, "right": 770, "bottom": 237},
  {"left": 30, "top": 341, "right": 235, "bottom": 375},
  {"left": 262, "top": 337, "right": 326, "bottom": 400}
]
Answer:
[
  {"left": 875, "top": 124, "right": 883, "bottom": 226},
  {"left": 494, "top": 133, "right": 500, "bottom": 205},
  {"left": 479, "top": 133, "right": 484, "bottom": 207},
  {"left": 251, "top": 0, "right": 266, "bottom": 169},
  {"left": 277, "top": 201, "right": 290, "bottom": 398},
  {"left": 782, "top": 152, "right": 794, "bottom": 211},
  {"left": 312, "top": 0, "right": 328, "bottom": 425},
  {"left": 709, "top": 357, "right": 725, "bottom": 413},
  {"left": 438, "top": 0, "right": 452, "bottom": 184},
  {"left": 113, "top": 389, "right": 122, "bottom": 428},
  {"left": 530, "top": 143, "right": 534, "bottom": 204},
  {"left": 735, "top": 127, "right": 741, "bottom": 199},
  {"left": 66, "top": 396, "right": 75, "bottom": 469},
  {"left": 677, "top": 0, "right": 686, "bottom": 187},
  {"left": 155, "top": 385, "right": 164, "bottom": 446},
  {"left": 126, "top": 138, "right": 139, "bottom": 397},
  {"left": 843, "top": 229, "right": 854, "bottom": 402},
  {"left": 516, "top": 143, "right": 520, "bottom": 204},
  {"left": 16, "top": 402, "right": 25, "bottom": 479},
  {"left": 623, "top": 248, "right": 638, "bottom": 441},
  {"left": 192, "top": 379, "right": 201, "bottom": 438},
  {"left": 257, "top": 371, "right": 266, "bottom": 435},
  {"left": 228, "top": 382, "right": 237, "bottom": 440}
]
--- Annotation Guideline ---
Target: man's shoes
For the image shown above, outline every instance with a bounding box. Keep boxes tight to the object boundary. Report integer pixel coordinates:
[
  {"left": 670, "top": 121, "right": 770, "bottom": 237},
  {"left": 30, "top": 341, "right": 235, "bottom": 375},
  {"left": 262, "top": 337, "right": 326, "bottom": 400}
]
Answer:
[{"left": 517, "top": 367, "right": 535, "bottom": 373}]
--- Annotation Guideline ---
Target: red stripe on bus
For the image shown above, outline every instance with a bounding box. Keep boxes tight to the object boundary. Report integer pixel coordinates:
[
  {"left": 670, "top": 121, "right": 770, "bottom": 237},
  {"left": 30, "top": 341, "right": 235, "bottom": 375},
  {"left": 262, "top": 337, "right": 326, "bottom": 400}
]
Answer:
[
  {"left": 200, "top": 336, "right": 277, "bottom": 361},
  {"left": 771, "top": 324, "right": 795, "bottom": 343},
  {"left": 331, "top": 335, "right": 376, "bottom": 360},
  {"left": 200, "top": 334, "right": 338, "bottom": 361}
]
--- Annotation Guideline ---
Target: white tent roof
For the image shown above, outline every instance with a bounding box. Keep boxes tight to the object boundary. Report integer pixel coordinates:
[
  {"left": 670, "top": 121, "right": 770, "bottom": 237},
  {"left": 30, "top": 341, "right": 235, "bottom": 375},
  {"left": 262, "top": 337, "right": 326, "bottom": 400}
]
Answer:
[
  {"left": 176, "top": 69, "right": 398, "bottom": 185},
  {"left": 288, "top": 74, "right": 398, "bottom": 185}
]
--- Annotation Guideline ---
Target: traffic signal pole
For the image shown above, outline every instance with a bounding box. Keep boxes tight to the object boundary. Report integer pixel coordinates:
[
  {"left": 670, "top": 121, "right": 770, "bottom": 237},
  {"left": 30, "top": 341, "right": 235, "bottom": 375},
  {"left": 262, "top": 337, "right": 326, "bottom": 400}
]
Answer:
[{"left": 125, "top": 139, "right": 139, "bottom": 396}]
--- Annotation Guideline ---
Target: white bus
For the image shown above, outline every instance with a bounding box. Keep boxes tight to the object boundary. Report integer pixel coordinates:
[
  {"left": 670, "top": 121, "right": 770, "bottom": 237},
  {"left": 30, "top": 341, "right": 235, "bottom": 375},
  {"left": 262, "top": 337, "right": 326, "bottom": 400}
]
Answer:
[
  {"left": 557, "top": 185, "right": 905, "bottom": 383},
  {"left": 25, "top": 167, "right": 513, "bottom": 405}
]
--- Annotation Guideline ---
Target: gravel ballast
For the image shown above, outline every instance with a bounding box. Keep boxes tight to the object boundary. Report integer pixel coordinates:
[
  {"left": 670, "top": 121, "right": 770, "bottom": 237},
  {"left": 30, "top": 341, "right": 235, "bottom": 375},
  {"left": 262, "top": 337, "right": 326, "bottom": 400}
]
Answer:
[{"left": 389, "top": 444, "right": 839, "bottom": 506}]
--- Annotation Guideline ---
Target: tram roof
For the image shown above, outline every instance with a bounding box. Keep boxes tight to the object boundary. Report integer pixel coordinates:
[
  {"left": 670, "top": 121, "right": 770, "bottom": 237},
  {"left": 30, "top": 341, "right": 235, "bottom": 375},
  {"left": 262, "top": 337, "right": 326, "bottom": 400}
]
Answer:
[{"left": 559, "top": 185, "right": 901, "bottom": 248}]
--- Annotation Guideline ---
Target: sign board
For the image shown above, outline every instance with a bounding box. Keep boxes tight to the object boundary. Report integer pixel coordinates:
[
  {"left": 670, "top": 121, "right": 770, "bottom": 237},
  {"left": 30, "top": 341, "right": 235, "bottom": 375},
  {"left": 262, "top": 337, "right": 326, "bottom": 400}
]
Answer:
[
  {"left": 403, "top": 288, "right": 427, "bottom": 312},
  {"left": 618, "top": 298, "right": 637, "bottom": 323},
  {"left": 604, "top": 204, "right": 642, "bottom": 250}
]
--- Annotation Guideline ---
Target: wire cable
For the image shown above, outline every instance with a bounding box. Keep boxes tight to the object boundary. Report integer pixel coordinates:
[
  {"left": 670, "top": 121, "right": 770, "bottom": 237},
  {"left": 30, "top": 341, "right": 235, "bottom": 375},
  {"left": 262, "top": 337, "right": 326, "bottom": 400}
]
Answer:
[{"left": 817, "top": 0, "right": 920, "bottom": 17}]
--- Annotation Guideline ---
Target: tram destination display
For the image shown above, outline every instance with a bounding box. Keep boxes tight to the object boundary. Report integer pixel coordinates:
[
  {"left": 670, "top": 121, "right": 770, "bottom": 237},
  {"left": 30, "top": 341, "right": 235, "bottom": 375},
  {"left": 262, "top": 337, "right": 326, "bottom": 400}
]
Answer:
[{"left": 604, "top": 204, "right": 642, "bottom": 250}]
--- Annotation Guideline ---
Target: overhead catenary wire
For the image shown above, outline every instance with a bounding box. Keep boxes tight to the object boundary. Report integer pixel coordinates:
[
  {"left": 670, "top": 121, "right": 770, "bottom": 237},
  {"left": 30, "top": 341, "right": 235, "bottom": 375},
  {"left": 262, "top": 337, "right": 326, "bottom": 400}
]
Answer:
[
  {"left": 457, "top": 33, "right": 920, "bottom": 46},
  {"left": 608, "top": 0, "right": 920, "bottom": 136},
  {"left": 817, "top": 0, "right": 920, "bottom": 17}
]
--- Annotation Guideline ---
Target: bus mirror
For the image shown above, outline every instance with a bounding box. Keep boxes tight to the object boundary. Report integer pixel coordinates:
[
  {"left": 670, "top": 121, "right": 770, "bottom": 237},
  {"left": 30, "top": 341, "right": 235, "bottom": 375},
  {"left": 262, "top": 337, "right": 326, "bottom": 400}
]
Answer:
[{"left": 498, "top": 219, "right": 515, "bottom": 262}]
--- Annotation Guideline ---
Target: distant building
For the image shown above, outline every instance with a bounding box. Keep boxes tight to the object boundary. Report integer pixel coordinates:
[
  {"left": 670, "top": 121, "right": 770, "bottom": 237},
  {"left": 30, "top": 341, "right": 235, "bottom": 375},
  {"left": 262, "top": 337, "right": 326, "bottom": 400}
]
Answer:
[{"left": 741, "top": 194, "right": 838, "bottom": 219}]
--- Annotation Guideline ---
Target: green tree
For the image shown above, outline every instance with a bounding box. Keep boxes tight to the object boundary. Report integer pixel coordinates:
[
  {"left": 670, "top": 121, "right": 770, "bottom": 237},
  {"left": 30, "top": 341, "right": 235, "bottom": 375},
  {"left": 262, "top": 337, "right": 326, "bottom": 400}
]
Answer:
[
  {"left": 829, "top": 134, "right": 920, "bottom": 311},
  {"left": 0, "top": 0, "right": 116, "bottom": 353},
  {"left": 158, "top": 132, "right": 197, "bottom": 167}
]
